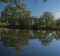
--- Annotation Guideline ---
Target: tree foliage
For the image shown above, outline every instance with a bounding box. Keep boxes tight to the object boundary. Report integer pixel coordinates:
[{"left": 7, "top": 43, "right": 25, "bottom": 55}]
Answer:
[
  {"left": 40, "top": 12, "right": 54, "bottom": 27},
  {"left": 1, "top": 0, "right": 60, "bottom": 29}
]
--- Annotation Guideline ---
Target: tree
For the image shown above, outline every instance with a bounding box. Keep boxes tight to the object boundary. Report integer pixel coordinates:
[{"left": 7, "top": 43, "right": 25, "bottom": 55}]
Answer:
[
  {"left": 1, "top": 0, "right": 47, "bottom": 3},
  {"left": 1, "top": 0, "right": 31, "bottom": 27},
  {"left": 1, "top": 6, "right": 18, "bottom": 25},
  {"left": 18, "top": 10, "right": 31, "bottom": 27},
  {"left": 41, "top": 12, "right": 54, "bottom": 27},
  {"left": 55, "top": 18, "right": 60, "bottom": 28},
  {"left": 38, "top": 16, "right": 45, "bottom": 27}
]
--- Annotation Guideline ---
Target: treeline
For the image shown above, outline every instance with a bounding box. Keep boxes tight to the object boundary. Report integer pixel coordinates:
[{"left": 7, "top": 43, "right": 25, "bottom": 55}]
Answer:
[{"left": 0, "top": 0, "right": 60, "bottom": 29}]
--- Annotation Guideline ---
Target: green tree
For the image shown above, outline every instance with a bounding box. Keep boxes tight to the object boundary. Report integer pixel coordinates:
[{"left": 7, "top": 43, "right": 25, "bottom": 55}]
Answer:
[
  {"left": 55, "top": 18, "right": 60, "bottom": 28},
  {"left": 1, "top": 0, "right": 31, "bottom": 27},
  {"left": 18, "top": 9, "right": 31, "bottom": 27},
  {"left": 1, "top": 6, "right": 18, "bottom": 25},
  {"left": 41, "top": 12, "right": 54, "bottom": 27},
  {"left": 38, "top": 16, "right": 45, "bottom": 27}
]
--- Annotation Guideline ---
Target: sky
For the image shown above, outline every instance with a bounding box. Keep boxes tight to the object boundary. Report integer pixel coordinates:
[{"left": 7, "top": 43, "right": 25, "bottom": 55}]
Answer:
[
  {"left": 0, "top": 0, "right": 60, "bottom": 19},
  {"left": 0, "top": 2, "right": 5, "bottom": 12},
  {"left": 23, "top": 0, "right": 60, "bottom": 19}
]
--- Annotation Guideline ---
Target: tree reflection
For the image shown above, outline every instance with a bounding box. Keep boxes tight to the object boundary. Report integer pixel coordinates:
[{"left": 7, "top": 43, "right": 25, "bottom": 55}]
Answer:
[
  {"left": 0, "top": 29, "right": 60, "bottom": 52},
  {"left": 55, "top": 31, "right": 60, "bottom": 40},
  {"left": 32, "top": 30, "right": 54, "bottom": 45},
  {"left": 1, "top": 29, "right": 30, "bottom": 52}
]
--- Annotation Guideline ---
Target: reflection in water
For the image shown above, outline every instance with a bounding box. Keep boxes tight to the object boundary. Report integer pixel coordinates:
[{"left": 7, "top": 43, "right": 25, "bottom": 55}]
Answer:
[
  {"left": 0, "top": 41, "right": 17, "bottom": 56},
  {"left": 0, "top": 28, "right": 60, "bottom": 56},
  {"left": 20, "top": 39, "right": 60, "bottom": 56}
]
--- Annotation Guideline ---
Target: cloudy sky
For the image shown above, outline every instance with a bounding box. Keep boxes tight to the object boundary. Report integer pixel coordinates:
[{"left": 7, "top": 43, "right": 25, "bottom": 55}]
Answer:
[{"left": 0, "top": 0, "right": 60, "bottom": 19}]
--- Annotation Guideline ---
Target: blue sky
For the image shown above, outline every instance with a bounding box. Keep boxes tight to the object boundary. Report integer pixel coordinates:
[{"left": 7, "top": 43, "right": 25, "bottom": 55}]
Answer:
[
  {"left": 0, "top": 2, "right": 5, "bottom": 12},
  {"left": 0, "top": 0, "right": 60, "bottom": 19},
  {"left": 23, "top": 0, "right": 60, "bottom": 19}
]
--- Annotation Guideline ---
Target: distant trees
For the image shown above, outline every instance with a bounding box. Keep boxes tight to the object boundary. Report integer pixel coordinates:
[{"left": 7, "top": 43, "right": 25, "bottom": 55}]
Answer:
[
  {"left": 31, "top": 13, "right": 54, "bottom": 29},
  {"left": 39, "top": 12, "right": 55, "bottom": 28}
]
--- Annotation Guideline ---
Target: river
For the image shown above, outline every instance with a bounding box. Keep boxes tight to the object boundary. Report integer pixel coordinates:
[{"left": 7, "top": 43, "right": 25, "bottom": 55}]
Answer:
[{"left": 0, "top": 28, "right": 60, "bottom": 56}]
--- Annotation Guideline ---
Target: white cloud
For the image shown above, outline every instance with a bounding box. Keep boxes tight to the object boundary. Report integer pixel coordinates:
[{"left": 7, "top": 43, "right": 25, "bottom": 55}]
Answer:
[{"left": 54, "top": 12, "right": 60, "bottom": 19}]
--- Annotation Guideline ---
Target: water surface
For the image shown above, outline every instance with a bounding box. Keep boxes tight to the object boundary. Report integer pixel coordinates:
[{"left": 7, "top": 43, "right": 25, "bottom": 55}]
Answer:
[{"left": 0, "top": 28, "right": 60, "bottom": 56}]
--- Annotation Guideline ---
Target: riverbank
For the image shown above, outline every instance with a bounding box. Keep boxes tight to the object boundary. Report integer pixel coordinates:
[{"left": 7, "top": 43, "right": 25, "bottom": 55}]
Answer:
[{"left": 0, "top": 25, "right": 60, "bottom": 30}]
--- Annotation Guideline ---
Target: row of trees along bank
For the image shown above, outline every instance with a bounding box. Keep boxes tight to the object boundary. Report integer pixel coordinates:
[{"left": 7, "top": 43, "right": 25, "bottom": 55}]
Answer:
[{"left": 0, "top": 0, "right": 60, "bottom": 29}]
